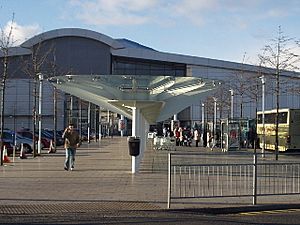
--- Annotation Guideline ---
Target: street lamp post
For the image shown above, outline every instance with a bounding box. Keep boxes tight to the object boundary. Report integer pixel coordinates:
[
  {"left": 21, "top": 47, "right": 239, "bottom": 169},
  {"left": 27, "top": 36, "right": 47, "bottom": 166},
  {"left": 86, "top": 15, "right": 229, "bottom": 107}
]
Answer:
[
  {"left": 38, "top": 73, "right": 43, "bottom": 155},
  {"left": 201, "top": 103, "right": 205, "bottom": 146},
  {"left": 229, "top": 89, "right": 234, "bottom": 118},
  {"left": 213, "top": 97, "right": 217, "bottom": 150},
  {"left": 98, "top": 106, "right": 102, "bottom": 141},
  {"left": 88, "top": 102, "right": 91, "bottom": 143},
  {"left": 260, "top": 75, "right": 266, "bottom": 157}
]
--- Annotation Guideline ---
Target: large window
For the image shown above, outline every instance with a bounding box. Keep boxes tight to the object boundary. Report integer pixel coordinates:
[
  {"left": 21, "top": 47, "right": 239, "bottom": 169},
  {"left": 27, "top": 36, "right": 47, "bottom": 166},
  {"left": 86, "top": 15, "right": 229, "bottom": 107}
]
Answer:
[
  {"left": 257, "top": 112, "right": 288, "bottom": 124},
  {"left": 112, "top": 56, "right": 186, "bottom": 76}
]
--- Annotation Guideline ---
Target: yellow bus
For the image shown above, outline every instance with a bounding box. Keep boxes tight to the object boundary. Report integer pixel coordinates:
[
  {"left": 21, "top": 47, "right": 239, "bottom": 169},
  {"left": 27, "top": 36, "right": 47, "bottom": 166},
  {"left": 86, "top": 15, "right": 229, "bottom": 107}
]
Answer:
[{"left": 257, "top": 108, "right": 300, "bottom": 151}]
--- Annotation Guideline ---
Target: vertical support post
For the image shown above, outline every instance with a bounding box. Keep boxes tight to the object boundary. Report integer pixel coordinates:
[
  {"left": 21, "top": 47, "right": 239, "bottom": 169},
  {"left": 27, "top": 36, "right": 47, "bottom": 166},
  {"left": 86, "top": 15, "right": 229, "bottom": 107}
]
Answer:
[
  {"left": 173, "top": 114, "right": 177, "bottom": 121},
  {"left": 98, "top": 106, "right": 102, "bottom": 141},
  {"left": 53, "top": 86, "right": 57, "bottom": 152},
  {"left": 37, "top": 73, "right": 43, "bottom": 155},
  {"left": 213, "top": 98, "right": 217, "bottom": 148},
  {"left": 131, "top": 107, "right": 140, "bottom": 174},
  {"left": 107, "top": 110, "right": 110, "bottom": 137},
  {"left": 201, "top": 103, "right": 205, "bottom": 146},
  {"left": 253, "top": 152, "right": 257, "bottom": 205},
  {"left": 230, "top": 89, "right": 234, "bottom": 118},
  {"left": 88, "top": 102, "right": 91, "bottom": 143},
  {"left": 79, "top": 99, "right": 82, "bottom": 139},
  {"left": 140, "top": 114, "right": 146, "bottom": 159},
  {"left": 120, "top": 114, "right": 124, "bottom": 137},
  {"left": 13, "top": 107, "right": 16, "bottom": 162},
  {"left": 260, "top": 75, "right": 265, "bottom": 158},
  {"left": 69, "top": 95, "right": 73, "bottom": 124},
  {"left": 94, "top": 105, "right": 97, "bottom": 142},
  {"left": 167, "top": 153, "right": 172, "bottom": 209},
  {"left": 226, "top": 119, "right": 229, "bottom": 151}
]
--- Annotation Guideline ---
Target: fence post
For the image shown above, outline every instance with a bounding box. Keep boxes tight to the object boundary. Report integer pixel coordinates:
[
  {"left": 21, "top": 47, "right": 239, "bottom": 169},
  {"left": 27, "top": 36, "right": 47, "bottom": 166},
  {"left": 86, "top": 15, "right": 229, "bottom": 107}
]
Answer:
[
  {"left": 167, "top": 153, "right": 172, "bottom": 209},
  {"left": 253, "top": 152, "right": 257, "bottom": 205}
]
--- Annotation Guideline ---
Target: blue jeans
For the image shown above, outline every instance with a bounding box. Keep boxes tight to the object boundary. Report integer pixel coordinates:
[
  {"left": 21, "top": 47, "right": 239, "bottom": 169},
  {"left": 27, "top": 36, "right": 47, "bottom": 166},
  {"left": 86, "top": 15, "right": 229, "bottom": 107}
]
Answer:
[{"left": 64, "top": 148, "right": 76, "bottom": 170}]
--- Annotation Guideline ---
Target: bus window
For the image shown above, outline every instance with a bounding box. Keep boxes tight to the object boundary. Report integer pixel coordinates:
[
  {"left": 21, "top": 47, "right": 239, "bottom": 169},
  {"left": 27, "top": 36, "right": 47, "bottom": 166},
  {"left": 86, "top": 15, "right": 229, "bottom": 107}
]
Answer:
[
  {"left": 265, "top": 113, "right": 275, "bottom": 124},
  {"left": 257, "top": 109, "right": 300, "bottom": 151},
  {"left": 258, "top": 112, "right": 287, "bottom": 124},
  {"left": 257, "top": 114, "right": 262, "bottom": 124},
  {"left": 278, "top": 112, "right": 288, "bottom": 124}
]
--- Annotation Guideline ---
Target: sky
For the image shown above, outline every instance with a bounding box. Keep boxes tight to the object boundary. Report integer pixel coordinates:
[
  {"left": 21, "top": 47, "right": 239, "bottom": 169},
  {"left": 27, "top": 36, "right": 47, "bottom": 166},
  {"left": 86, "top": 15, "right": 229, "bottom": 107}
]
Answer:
[{"left": 0, "top": 0, "right": 300, "bottom": 65}]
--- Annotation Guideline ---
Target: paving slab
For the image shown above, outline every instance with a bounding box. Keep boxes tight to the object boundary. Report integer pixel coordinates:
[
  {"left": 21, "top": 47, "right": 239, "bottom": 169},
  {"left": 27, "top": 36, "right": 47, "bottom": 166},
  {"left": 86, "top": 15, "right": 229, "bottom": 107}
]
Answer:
[{"left": 1, "top": 136, "right": 300, "bottom": 214}]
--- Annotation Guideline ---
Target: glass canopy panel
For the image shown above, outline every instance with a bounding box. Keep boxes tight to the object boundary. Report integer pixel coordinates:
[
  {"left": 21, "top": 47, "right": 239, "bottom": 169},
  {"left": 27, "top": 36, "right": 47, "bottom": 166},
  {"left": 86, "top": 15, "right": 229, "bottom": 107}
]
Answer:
[{"left": 48, "top": 75, "right": 220, "bottom": 123}]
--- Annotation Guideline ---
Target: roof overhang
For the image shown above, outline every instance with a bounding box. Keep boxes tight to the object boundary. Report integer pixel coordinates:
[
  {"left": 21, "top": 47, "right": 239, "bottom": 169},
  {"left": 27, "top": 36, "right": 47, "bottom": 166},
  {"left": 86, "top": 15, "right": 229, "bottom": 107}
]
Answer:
[
  {"left": 48, "top": 75, "right": 221, "bottom": 124},
  {"left": 20, "top": 28, "right": 124, "bottom": 50}
]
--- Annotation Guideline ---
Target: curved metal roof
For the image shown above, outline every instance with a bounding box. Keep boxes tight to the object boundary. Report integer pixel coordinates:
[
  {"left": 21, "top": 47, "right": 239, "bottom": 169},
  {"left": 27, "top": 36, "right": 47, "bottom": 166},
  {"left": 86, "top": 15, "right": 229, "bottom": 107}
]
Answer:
[
  {"left": 4, "top": 27, "right": 298, "bottom": 78},
  {"left": 48, "top": 75, "right": 221, "bottom": 124},
  {"left": 20, "top": 28, "right": 124, "bottom": 49}
]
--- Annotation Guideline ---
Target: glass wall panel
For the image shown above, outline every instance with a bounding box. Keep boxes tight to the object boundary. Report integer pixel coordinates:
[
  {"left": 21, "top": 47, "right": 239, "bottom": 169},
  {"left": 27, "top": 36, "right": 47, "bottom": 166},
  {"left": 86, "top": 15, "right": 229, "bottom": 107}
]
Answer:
[{"left": 112, "top": 56, "right": 186, "bottom": 76}]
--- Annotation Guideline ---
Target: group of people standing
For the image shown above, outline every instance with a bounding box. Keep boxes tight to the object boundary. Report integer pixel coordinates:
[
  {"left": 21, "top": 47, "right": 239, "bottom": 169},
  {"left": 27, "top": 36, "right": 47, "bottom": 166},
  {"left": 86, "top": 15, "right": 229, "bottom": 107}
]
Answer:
[{"left": 173, "top": 126, "right": 201, "bottom": 147}]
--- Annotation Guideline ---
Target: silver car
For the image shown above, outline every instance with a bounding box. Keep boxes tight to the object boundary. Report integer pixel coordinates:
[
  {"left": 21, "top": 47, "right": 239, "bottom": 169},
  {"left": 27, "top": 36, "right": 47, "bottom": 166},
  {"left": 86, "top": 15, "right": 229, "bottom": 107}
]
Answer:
[{"left": 3, "top": 130, "right": 43, "bottom": 154}]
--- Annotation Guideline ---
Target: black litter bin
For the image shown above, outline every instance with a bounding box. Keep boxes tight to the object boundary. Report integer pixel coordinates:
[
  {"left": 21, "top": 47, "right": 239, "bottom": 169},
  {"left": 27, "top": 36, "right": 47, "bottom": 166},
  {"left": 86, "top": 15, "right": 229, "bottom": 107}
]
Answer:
[{"left": 128, "top": 136, "right": 140, "bottom": 156}]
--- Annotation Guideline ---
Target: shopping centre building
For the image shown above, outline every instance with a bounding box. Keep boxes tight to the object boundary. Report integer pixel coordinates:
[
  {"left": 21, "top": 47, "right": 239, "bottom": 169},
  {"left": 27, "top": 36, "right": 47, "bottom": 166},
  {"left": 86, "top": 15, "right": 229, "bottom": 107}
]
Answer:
[{"left": 1, "top": 28, "right": 300, "bottom": 133}]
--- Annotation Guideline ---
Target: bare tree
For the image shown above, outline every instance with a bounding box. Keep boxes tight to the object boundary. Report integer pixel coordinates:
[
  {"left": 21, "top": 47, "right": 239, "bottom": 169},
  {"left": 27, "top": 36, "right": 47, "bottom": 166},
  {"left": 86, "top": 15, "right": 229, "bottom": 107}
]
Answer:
[
  {"left": 0, "top": 14, "right": 15, "bottom": 166},
  {"left": 258, "top": 26, "right": 300, "bottom": 160},
  {"left": 22, "top": 36, "right": 54, "bottom": 157},
  {"left": 228, "top": 53, "right": 258, "bottom": 119}
]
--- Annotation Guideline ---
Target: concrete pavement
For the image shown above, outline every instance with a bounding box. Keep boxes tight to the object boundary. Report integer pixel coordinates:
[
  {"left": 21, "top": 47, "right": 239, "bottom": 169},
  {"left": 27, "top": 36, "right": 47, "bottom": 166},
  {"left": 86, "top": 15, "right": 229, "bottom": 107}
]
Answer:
[
  {"left": 1, "top": 136, "right": 300, "bottom": 215},
  {"left": 0, "top": 137, "right": 166, "bottom": 212}
]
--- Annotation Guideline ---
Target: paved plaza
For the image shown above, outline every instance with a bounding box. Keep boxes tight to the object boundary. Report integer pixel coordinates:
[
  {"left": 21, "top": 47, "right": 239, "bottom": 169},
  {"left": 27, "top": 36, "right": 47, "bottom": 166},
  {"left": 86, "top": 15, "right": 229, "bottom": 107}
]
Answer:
[{"left": 1, "top": 136, "right": 300, "bottom": 216}]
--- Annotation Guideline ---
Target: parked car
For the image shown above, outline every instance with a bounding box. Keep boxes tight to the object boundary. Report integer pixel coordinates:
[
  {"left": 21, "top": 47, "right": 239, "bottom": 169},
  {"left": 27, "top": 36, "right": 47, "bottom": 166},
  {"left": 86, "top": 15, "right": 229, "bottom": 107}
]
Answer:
[
  {"left": 42, "top": 129, "right": 64, "bottom": 146},
  {"left": 17, "top": 129, "right": 50, "bottom": 149},
  {"left": 2, "top": 130, "right": 36, "bottom": 155}
]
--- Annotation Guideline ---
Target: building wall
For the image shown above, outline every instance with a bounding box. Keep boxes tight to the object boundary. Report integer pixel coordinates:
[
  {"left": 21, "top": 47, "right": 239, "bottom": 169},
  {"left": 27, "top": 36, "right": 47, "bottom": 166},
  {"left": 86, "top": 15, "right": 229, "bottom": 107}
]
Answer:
[
  {"left": 1, "top": 36, "right": 113, "bottom": 131},
  {"left": 47, "top": 36, "right": 111, "bottom": 75},
  {"left": 1, "top": 31, "right": 300, "bottom": 132},
  {"left": 189, "top": 64, "right": 300, "bottom": 124},
  {"left": 4, "top": 79, "right": 65, "bottom": 130}
]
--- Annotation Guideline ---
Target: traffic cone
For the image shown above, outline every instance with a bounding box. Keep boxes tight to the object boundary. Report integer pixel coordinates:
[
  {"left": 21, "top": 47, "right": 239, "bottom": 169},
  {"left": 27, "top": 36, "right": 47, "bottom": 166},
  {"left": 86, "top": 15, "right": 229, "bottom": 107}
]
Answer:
[
  {"left": 3, "top": 146, "right": 11, "bottom": 163},
  {"left": 19, "top": 143, "right": 27, "bottom": 159}
]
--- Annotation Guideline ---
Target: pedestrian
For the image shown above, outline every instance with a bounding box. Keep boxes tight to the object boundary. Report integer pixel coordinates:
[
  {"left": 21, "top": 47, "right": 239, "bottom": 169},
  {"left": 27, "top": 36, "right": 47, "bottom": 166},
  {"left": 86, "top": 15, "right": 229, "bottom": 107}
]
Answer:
[
  {"left": 174, "top": 127, "right": 180, "bottom": 146},
  {"left": 194, "top": 129, "right": 200, "bottom": 147},
  {"left": 179, "top": 126, "right": 184, "bottom": 146},
  {"left": 163, "top": 127, "right": 167, "bottom": 137},
  {"left": 62, "top": 123, "right": 81, "bottom": 171}
]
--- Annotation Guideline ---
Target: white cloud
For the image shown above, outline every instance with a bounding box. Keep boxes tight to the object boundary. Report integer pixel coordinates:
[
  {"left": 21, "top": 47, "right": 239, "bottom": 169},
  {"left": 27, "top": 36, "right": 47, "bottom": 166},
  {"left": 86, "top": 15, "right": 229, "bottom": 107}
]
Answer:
[
  {"left": 265, "top": 8, "right": 288, "bottom": 18},
  {"left": 66, "top": 0, "right": 300, "bottom": 32},
  {"left": 3, "top": 21, "right": 41, "bottom": 46},
  {"left": 68, "top": 0, "right": 158, "bottom": 26},
  {"left": 67, "top": 0, "right": 224, "bottom": 27},
  {"left": 173, "top": 0, "right": 218, "bottom": 14},
  {"left": 171, "top": 0, "right": 219, "bottom": 26},
  {"left": 65, "top": 0, "right": 263, "bottom": 28}
]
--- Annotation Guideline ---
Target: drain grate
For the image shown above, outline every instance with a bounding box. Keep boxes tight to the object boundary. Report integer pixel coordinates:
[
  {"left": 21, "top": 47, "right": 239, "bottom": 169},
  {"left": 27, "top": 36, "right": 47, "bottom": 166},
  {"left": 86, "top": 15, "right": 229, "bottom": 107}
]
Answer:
[{"left": 0, "top": 201, "right": 161, "bottom": 215}]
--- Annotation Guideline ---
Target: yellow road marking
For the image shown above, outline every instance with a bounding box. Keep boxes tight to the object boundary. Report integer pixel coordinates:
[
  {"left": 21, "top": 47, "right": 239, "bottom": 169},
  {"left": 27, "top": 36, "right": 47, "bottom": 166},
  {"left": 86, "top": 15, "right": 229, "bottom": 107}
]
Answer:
[{"left": 239, "top": 208, "right": 300, "bottom": 216}]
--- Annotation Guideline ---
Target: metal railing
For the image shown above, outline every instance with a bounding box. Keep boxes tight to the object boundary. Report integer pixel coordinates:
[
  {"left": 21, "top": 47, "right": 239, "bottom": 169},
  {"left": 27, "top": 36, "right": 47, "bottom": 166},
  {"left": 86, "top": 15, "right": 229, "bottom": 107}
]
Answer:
[{"left": 167, "top": 152, "right": 300, "bottom": 208}]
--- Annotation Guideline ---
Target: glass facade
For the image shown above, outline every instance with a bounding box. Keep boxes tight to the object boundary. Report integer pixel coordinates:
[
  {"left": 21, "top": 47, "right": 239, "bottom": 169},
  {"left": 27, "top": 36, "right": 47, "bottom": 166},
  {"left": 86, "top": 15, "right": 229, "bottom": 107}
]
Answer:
[{"left": 112, "top": 56, "right": 186, "bottom": 76}]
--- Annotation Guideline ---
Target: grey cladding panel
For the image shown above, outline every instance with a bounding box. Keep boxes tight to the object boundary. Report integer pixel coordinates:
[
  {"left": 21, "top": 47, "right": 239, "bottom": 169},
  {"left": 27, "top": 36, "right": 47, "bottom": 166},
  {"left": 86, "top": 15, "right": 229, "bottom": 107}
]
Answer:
[{"left": 51, "top": 36, "right": 111, "bottom": 74}]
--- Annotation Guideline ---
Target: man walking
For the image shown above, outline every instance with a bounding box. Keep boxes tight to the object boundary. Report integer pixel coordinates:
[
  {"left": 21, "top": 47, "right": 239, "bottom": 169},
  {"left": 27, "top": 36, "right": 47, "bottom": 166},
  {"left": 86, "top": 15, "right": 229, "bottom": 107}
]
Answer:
[{"left": 62, "top": 123, "right": 81, "bottom": 171}]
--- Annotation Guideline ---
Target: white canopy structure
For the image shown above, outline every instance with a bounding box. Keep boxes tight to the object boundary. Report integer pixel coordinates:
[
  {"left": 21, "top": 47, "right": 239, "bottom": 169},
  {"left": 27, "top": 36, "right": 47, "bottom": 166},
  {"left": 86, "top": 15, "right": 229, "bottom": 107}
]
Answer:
[
  {"left": 48, "top": 75, "right": 221, "bottom": 173},
  {"left": 48, "top": 75, "right": 220, "bottom": 123}
]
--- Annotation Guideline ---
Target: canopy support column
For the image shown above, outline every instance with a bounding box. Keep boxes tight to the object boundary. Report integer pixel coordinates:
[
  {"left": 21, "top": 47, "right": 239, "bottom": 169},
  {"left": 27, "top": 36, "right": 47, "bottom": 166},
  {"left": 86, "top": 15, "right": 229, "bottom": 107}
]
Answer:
[
  {"left": 131, "top": 107, "right": 146, "bottom": 174},
  {"left": 131, "top": 107, "right": 139, "bottom": 174}
]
